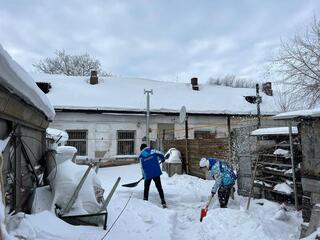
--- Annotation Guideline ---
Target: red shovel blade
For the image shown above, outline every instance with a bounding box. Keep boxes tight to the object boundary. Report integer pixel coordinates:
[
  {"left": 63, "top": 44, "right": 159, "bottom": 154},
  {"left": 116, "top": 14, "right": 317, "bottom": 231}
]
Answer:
[{"left": 200, "top": 207, "right": 208, "bottom": 222}]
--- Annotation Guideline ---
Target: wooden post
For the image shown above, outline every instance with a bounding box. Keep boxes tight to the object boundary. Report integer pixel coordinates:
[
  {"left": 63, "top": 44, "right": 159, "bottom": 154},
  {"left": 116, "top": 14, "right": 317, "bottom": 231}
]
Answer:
[
  {"left": 289, "top": 121, "right": 299, "bottom": 210},
  {"left": 246, "top": 156, "right": 260, "bottom": 210},
  {"left": 227, "top": 116, "right": 231, "bottom": 162},
  {"left": 185, "top": 118, "right": 189, "bottom": 174},
  {"left": 162, "top": 129, "right": 165, "bottom": 151}
]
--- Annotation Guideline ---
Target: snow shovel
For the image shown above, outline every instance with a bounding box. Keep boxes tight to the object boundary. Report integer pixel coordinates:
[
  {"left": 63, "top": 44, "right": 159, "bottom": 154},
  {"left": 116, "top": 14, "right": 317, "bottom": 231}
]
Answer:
[
  {"left": 200, "top": 195, "right": 213, "bottom": 222},
  {"left": 122, "top": 177, "right": 144, "bottom": 188}
]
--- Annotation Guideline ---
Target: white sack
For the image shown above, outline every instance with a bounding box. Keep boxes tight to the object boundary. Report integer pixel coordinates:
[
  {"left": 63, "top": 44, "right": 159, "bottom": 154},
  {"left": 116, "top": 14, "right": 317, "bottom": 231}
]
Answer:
[
  {"left": 164, "top": 148, "right": 182, "bottom": 163},
  {"left": 48, "top": 160, "right": 102, "bottom": 215}
]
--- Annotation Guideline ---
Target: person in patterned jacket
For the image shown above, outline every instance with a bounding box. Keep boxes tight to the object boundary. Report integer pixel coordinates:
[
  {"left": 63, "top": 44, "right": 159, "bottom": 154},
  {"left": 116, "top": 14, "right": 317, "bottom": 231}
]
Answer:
[
  {"left": 199, "top": 157, "right": 237, "bottom": 208},
  {"left": 139, "top": 143, "right": 167, "bottom": 208}
]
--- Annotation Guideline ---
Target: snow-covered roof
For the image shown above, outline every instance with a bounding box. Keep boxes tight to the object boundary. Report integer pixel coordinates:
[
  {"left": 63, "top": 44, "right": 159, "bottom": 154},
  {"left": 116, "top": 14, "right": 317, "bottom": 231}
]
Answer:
[
  {"left": 0, "top": 44, "right": 55, "bottom": 120},
  {"left": 32, "top": 73, "right": 279, "bottom": 115},
  {"left": 251, "top": 127, "right": 298, "bottom": 136},
  {"left": 273, "top": 108, "right": 320, "bottom": 120}
]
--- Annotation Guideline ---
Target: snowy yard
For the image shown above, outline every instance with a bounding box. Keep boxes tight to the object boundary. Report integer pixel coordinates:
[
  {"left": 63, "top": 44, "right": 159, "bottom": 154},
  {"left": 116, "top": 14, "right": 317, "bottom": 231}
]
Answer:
[{"left": 6, "top": 164, "right": 304, "bottom": 240}]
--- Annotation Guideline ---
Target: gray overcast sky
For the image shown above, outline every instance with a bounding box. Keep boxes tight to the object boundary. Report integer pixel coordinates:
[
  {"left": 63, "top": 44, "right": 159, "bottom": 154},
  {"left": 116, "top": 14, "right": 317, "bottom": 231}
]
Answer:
[{"left": 0, "top": 0, "right": 319, "bottom": 83}]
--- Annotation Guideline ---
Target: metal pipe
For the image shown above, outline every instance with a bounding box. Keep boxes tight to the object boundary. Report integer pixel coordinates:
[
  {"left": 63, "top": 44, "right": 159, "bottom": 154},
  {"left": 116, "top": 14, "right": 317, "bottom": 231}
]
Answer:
[
  {"left": 144, "top": 89, "right": 153, "bottom": 146},
  {"left": 256, "top": 84, "right": 261, "bottom": 128}
]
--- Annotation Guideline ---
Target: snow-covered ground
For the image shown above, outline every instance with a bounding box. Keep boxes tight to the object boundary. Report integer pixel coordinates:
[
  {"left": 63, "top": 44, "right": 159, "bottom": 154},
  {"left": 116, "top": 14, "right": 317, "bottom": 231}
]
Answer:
[{"left": 5, "top": 164, "right": 304, "bottom": 240}]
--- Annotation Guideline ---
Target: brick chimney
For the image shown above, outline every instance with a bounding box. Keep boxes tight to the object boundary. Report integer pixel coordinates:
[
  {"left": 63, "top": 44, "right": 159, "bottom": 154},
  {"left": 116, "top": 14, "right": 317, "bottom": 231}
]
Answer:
[
  {"left": 90, "top": 70, "right": 98, "bottom": 85},
  {"left": 262, "top": 82, "right": 273, "bottom": 96},
  {"left": 191, "top": 77, "right": 199, "bottom": 90}
]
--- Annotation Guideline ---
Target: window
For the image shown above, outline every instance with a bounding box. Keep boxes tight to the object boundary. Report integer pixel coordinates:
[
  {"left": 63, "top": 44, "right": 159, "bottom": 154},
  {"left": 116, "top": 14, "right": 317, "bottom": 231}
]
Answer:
[
  {"left": 194, "top": 129, "right": 217, "bottom": 139},
  {"left": 117, "top": 130, "right": 135, "bottom": 155},
  {"left": 66, "top": 130, "right": 87, "bottom": 155}
]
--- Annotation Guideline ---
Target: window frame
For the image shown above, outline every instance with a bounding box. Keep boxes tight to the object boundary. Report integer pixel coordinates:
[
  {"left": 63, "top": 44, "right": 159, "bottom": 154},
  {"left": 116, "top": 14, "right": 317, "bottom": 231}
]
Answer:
[
  {"left": 117, "top": 130, "right": 135, "bottom": 155},
  {"left": 66, "top": 129, "right": 88, "bottom": 156}
]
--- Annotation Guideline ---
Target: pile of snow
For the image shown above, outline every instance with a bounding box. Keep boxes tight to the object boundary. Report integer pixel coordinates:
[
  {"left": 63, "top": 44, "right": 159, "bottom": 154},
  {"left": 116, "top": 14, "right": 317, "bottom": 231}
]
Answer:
[
  {"left": 273, "top": 204, "right": 289, "bottom": 221},
  {"left": 7, "top": 211, "right": 104, "bottom": 239},
  {"left": 273, "top": 183, "right": 293, "bottom": 195},
  {"left": 254, "top": 180, "right": 272, "bottom": 188},
  {"left": 164, "top": 148, "right": 182, "bottom": 163},
  {"left": 46, "top": 128, "right": 68, "bottom": 145},
  {"left": 48, "top": 160, "right": 102, "bottom": 215},
  {"left": 55, "top": 146, "right": 77, "bottom": 165},
  {"left": 273, "top": 148, "right": 290, "bottom": 158},
  {"left": 0, "top": 44, "right": 55, "bottom": 120},
  {"left": 5, "top": 164, "right": 303, "bottom": 239}
]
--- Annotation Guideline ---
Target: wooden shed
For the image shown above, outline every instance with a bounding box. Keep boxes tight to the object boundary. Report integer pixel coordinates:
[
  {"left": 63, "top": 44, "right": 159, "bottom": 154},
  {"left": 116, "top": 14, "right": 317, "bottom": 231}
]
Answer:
[
  {"left": 0, "top": 44, "right": 55, "bottom": 212},
  {"left": 273, "top": 109, "right": 320, "bottom": 237}
]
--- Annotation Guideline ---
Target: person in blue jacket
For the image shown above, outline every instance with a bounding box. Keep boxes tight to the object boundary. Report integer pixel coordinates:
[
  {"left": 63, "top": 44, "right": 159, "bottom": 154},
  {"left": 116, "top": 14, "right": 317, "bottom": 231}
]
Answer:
[
  {"left": 139, "top": 143, "right": 167, "bottom": 208},
  {"left": 199, "top": 157, "right": 237, "bottom": 208}
]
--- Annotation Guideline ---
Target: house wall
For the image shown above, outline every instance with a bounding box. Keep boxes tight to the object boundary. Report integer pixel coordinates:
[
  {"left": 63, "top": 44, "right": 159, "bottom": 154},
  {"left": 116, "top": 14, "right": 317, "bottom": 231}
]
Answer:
[{"left": 50, "top": 112, "right": 236, "bottom": 160}]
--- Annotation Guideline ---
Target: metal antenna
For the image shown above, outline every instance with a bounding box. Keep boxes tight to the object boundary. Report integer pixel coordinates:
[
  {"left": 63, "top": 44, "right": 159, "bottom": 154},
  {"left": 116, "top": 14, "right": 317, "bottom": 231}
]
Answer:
[{"left": 144, "top": 89, "right": 153, "bottom": 146}]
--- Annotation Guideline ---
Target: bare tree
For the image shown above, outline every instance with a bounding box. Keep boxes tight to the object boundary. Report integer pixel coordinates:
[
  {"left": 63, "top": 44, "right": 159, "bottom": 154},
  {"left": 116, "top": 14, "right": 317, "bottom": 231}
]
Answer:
[
  {"left": 207, "top": 74, "right": 256, "bottom": 88},
  {"left": 33, "top": 50, "right": 110, "bottom": 76},
  {"left": 274, "top": 17, "right": 320, "bottom": 107},
  {"left": 273, "top": 84, "right": 300, "bottom": 112}
]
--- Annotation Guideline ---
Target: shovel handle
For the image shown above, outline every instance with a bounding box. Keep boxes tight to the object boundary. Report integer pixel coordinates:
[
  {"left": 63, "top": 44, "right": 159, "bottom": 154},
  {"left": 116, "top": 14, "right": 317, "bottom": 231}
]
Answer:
[{"left": 206, "top": 195, "right": 213, "bottom": 208}]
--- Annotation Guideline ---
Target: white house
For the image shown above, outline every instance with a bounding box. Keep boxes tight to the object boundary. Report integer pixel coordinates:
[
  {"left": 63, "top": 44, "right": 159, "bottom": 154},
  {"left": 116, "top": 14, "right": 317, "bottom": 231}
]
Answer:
[{"left": 32, "top": 72, "right": 279, "bottom": 161}]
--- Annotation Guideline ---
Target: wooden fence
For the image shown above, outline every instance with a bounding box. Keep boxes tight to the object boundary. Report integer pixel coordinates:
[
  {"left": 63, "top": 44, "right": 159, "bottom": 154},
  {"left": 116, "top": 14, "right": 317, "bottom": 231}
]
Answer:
[{"left": 163, "top": 138, "right": 228, "bottom": 178}]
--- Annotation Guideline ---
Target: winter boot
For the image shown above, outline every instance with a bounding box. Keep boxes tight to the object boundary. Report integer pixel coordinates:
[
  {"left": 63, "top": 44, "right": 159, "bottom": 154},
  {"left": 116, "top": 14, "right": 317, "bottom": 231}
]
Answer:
[
  {"left": 161, "top": 199, "right": 167, "bottom": 208},
  {"left": 231, "top": 187, "right": 235, "bottom": 200}
]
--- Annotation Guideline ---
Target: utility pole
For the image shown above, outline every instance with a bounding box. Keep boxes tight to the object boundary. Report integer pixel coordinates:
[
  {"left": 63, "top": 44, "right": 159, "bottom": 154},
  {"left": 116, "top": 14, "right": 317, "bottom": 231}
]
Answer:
[
  {"left": 144, "top": 89, "right": 153, "bottom": 146},
  {"left": 256, "top": 84, "right": 261, "bottom": 128}
]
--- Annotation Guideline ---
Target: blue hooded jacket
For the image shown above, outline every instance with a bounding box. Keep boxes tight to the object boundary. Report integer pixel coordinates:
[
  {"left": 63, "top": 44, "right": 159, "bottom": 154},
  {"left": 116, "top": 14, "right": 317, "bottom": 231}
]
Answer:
[
  {"left": 139, "top": 147, "right": 165, "bottom": 180},
  {"left": 208, "top": 158, "right": 237, "bottom": 194}
]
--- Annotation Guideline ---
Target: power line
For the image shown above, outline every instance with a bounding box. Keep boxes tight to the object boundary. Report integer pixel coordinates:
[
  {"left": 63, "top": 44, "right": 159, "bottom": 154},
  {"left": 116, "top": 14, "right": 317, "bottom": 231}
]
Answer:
[{"left": 100, "top": 193, "right": 132, "bottom": 240}]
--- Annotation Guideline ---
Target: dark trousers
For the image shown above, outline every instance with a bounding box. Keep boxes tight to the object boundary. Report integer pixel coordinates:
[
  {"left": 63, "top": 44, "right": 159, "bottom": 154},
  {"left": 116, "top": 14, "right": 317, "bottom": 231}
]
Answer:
[
  {"left": 218, "top": 185, "right": 233, "bottom": 208},
  {"left": 144, "top": 176, "right": 165, "bottom": 203}
]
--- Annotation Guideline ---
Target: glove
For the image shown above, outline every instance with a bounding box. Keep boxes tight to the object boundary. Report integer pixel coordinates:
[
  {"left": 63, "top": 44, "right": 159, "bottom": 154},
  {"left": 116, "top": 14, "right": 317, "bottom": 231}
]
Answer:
[{"left": 211, "top": 192, "right": 215, "bottom": 197}]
